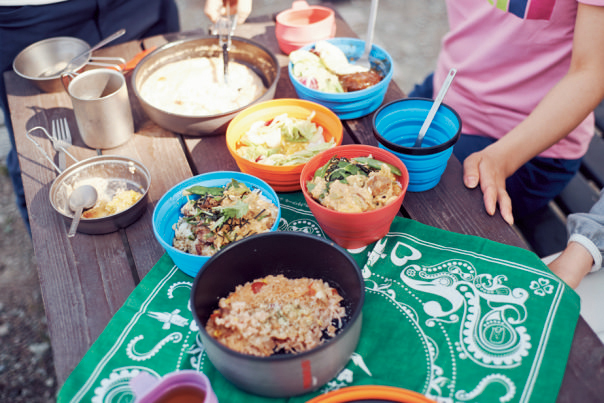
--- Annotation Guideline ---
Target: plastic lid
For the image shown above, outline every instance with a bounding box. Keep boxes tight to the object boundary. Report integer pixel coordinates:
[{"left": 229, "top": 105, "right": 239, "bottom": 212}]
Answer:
[{"left": 306, "top": 386, "right": 435, "bottom": 403}]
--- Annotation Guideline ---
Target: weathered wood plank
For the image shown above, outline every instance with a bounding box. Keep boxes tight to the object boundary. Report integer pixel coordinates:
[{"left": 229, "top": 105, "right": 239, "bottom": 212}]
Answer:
[{"left": 4, "top": 70, "right": 134, "bottom": 384}]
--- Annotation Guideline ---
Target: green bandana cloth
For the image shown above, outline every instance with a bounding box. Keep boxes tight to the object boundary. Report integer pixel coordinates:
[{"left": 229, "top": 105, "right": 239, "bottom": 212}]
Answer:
[{"left": 57, "top": 192, "right": 579, "bottom": 403}]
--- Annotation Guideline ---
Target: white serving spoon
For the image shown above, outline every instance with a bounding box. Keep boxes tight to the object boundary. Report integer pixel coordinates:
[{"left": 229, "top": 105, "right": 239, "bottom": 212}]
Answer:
[
  {"left": 356, "top": 0, "right": 379, "bottom": 69},
  {"left": 67, "top": 185, "right": 98, "bottom": 238},
  {"left": 414, "top": 68, "right": 457, "bottom": 147}
]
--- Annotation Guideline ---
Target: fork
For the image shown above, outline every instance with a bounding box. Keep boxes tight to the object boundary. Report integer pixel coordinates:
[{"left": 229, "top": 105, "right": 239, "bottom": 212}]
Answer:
[{"left": 51, "top": 118, "right": 72, "bottom": 171}]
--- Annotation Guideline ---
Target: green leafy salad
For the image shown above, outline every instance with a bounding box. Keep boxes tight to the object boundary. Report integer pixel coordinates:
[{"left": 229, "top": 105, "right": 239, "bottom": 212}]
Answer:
[
  {"left": 172, "top": 179, "right": 278, "bottom": 256},
  {"left": 236, "top": 112, "right": 336, "bottom": 166},
  {"left": 307, "top": 156, "right": 403, "bottom": 213}
]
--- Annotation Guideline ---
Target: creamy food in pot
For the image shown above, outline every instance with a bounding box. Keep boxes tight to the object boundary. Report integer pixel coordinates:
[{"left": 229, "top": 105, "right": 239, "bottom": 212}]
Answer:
[
  {"left": 140, "top": 57, "right": 266, "bottom": 116},
  {"left": 206, "top": 274, "right": 346, "bottom": 357}
]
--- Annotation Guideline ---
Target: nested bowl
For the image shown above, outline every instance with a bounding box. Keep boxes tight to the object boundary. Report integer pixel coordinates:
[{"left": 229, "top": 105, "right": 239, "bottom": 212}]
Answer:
[
  {"left": 300, "top": 144, "right": 409, "bottom": 249},
  {"left": 190, "top": 231, "right": 365, "bottom": 397},
  {"left": 225, "top": 98, "right": 343, "bottom": 192},
  {"left": 132, "top": 36, "right": 280, "bottom": 136},
  {"left": 288, "top": 37, "right": 393, "bottom": 120},
  {"left": 152, "top": 171, "right": 281, "bottom": 277},
  {"left": 275, "top": 0, "right": 336, "bottom": 55},
  {"left": 373, "top": 98, "right": 462, "bottom": 192},
  {"left": 13, "top": 36, "right": 91, "bottom": 93}
]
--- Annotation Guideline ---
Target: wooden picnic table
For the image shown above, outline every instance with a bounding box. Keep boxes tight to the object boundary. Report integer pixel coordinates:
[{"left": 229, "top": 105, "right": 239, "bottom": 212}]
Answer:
[{"left": 4, "top": 11, "right": 604, "bottom": 402}]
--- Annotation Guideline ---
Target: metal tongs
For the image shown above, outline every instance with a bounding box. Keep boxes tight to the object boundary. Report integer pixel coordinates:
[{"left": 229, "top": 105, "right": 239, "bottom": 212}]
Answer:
[{"left": 215, "top": 2, "right": 238, "bottom": 84}]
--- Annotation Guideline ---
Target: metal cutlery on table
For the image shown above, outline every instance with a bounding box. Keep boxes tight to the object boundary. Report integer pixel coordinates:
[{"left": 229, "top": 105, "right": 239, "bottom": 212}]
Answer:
[
  {"left": 51, "top": 118, "right": 72, "bottom": 171},
  {"left": 26, "top": 123, "right": 77, "bottom": 175},
  {"left": 214, "top": 1, "right": 238, "bottom": 84}
]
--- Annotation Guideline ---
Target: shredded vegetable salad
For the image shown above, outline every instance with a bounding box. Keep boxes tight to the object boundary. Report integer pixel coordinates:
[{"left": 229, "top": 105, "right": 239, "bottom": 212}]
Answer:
[{"left": 236, "top": 112, "right": 336, "bottom": 166}]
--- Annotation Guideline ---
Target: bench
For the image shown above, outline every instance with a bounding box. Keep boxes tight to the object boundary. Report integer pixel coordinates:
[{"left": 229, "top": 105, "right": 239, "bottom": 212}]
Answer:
[{"left": 516, "top": 102, "right": 604, "bottom": 257}]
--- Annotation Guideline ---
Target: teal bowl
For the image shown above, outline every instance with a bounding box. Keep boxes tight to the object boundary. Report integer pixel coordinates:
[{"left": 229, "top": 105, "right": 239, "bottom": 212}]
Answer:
[
  {"left": 373, "top": 98, "right": 461, "bottom": 192},
  {"left": 152, "top": 171, "right": 281, "bottom": 277},
  {"left": 288, "top": 37, "right": 393, "bottom": 119}
]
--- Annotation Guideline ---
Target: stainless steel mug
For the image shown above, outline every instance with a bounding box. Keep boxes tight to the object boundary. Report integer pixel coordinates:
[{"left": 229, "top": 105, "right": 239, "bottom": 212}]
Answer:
[{"left": 66, "top": 68, "right": 134, "bottom": 149}]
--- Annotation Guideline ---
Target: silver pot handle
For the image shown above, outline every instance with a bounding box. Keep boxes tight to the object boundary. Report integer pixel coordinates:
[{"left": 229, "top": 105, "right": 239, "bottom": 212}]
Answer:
[
  {"left": 87, "top": 55, "right": 127, "bottom": 68},
  {"left": 26, "top": 126, "right": 79, "bottom": 175}
]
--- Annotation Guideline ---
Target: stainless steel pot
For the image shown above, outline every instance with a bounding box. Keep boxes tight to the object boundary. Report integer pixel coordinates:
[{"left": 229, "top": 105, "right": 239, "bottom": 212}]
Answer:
[
  {"left": 27, "top": 126, "right": 150, "bottom": 235},
  {"left": 131, "top": 36, "right": 280, "bottom": 136},
  {"left": 191, "top": 232, "right": 365, "bottom": 397}
]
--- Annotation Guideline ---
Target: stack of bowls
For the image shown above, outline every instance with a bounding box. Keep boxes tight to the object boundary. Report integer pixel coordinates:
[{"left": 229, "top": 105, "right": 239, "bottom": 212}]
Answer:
[
  {"left": 226, "top": 98, "right": 343, "bottom": 192},
  {"left": 300, "top": 144, "right": 409, "bottom": 249},
  {"left": 288, "top": 37, "right": 393, "bottom": 120},
  {"left": 13, "top": 37, "right": 91, "bottom": 93},
  {"left": 372, "top": 98, "right": 462, "bottom": 192},
  {"left": 152, "top": 171, "right": 281, "bottom": 277}
]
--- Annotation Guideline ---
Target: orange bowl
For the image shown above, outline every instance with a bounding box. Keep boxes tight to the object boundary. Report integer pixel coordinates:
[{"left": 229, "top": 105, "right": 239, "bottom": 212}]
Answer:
[
  {"left": 300, "top": 144, "right": 409, "bottom": 249},
  {"left": 226, "top": 98, "right": 343, "bottom": 192}
]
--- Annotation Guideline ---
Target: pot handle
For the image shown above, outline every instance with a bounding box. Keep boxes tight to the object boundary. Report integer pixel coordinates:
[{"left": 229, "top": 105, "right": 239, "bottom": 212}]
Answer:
[
  {"left": 26, "top": 126, "right": 79, "bottom": 175},
  {"left": 60, "top": 55, "right": 126, "bottom": 91}
]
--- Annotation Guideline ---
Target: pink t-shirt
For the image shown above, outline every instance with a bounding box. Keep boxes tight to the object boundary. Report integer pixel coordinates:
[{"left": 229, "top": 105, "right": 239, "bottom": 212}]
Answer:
[{"left": 435, "top": 0, "right": 604, "bottom": 159}]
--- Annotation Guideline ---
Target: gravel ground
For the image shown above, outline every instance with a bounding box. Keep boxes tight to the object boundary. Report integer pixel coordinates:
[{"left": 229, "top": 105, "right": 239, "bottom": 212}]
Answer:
[{"left": 0, "top": 1, "right": 447, "bottom": 401}]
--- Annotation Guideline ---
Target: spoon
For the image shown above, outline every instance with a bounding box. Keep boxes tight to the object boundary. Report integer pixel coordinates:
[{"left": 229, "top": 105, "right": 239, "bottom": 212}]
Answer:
[
  {"left": 356, "top": 0, "right": 379, "bottom": 69},
  {"left": 67, "top": 185, "right": 98, "bottom": 238},
  {"left": 413, "top": 68, "right": 457, "bottom": 148},
  {"left": 43, "top": 28, "right": 126, "bottom": 77}
]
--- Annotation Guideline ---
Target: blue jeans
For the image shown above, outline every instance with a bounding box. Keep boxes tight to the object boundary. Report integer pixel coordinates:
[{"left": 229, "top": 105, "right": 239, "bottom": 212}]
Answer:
[
  {"left": 409, "top": 73, "right": 582, "bottom": 221},
  {"left": 0, "top": 0, "right": 180, "bottom": 235}
]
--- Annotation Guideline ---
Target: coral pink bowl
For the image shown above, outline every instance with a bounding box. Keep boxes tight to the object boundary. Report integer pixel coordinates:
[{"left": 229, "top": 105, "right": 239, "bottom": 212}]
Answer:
[
  {"left": 300, "top": 145, "right": 409, "bottom": 249},
  {"left": 275, "top": 0, "right": 336, "bottom": 55}
]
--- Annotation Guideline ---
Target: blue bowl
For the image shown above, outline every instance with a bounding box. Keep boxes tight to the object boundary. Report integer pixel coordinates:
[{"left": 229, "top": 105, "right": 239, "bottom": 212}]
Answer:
[
  {"left": 372, "top": 98, "right": 462, "bottom": 192},
  {"left": 288, "top": 37, "right": 393, "bottom": 120},
  {"left": 152, "top": 171, "right": 281, "bottom": 277}
]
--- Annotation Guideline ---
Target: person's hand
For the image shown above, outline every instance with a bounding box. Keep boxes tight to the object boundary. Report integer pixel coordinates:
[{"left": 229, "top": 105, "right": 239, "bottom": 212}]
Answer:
[
  {"left": 462, "top": 147, "right": 515, "bottom": 225},
  {"left": 204, "top": 0, "right": 252, "bottom": 25},
  {"left": 548, "top": 241, "right": 594, "bottom": 289}
]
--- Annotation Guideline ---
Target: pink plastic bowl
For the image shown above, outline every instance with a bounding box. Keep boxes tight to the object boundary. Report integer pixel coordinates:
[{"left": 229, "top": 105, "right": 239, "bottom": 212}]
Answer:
[
  {"left": 300, "top": 145, "right": 409, "bottom": 249},
  {"left": 275, "top": 0, "right": 336, "bottom": 55}
]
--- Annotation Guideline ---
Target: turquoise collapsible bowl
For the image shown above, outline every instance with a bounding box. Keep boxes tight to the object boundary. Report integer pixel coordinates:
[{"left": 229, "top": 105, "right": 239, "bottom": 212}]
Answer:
[
  {"left": 152, "top": 171, "right": 281, "bottom": 277},
  {"left": 288, "top": 37, "right": 393, "bottom": 119},
  {"left": 372, "top": 98, "right": 461, "bottom": 192}
]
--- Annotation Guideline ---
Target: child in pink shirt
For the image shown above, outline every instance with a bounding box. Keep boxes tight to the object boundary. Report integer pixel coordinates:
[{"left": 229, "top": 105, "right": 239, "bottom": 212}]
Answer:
[{"left": 410, "top": 0, "right": 604, "bottom": 224}]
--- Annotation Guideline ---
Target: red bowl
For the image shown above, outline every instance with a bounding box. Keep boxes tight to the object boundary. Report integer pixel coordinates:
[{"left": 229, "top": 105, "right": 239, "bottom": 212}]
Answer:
[{"left": 300, "top": 145, "right": 409, "bottom": 249}]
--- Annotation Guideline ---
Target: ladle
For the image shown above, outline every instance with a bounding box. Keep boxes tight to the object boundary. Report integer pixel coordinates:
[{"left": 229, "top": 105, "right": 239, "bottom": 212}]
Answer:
[
  {"left": 216, "top": 1, "right": 237, "bottom": 84},
  {"left": 45, "top": 28, "right": 126, "bottom": 77},
  {"left": 413, "top": 68, "right": 457, "bottom": 148},
  {"left": 356, "top": 0, "right": 379, "bottom": 69},
  {"left": 67, "top": 185, "right": 98, "bottom": 238}
]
